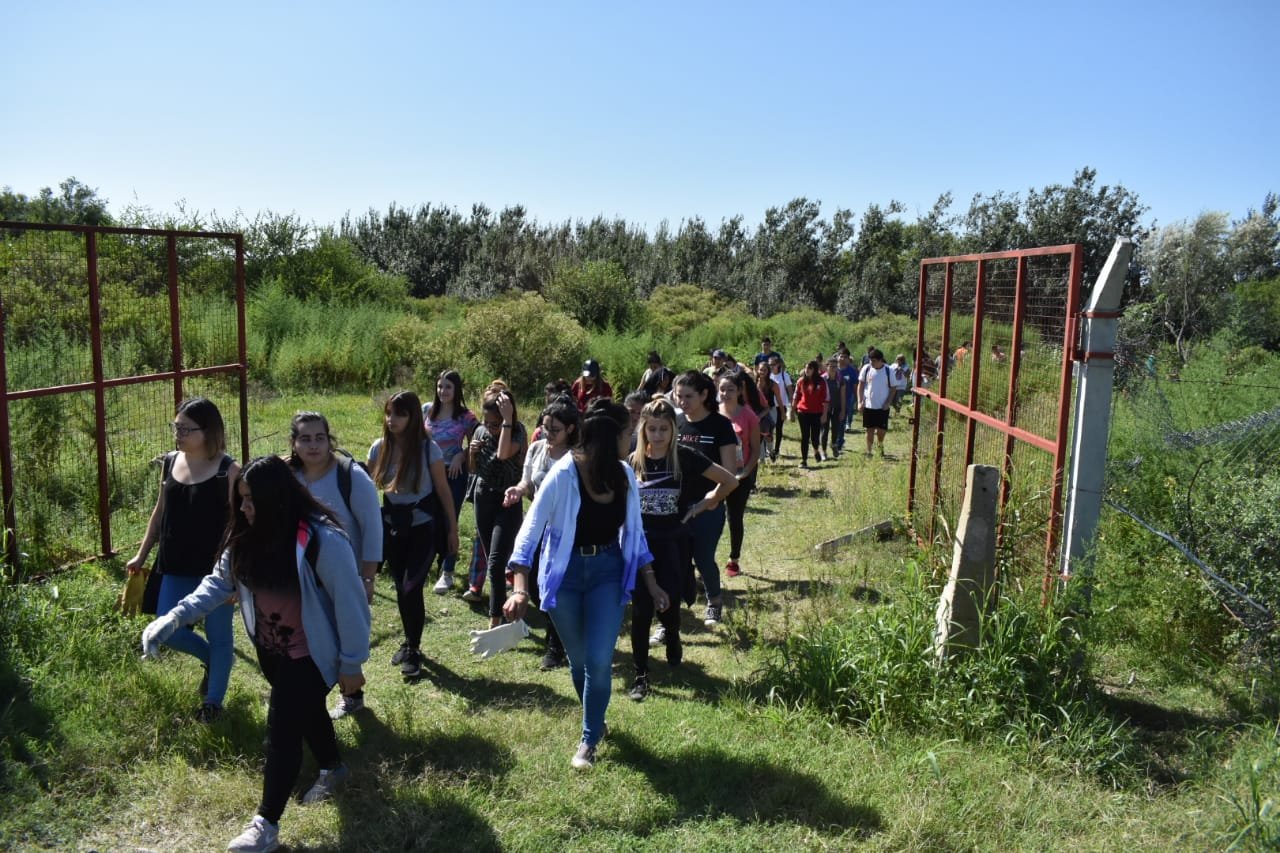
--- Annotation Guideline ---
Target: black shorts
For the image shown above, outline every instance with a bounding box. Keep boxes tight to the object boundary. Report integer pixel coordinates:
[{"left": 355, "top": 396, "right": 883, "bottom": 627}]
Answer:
[{"left": 862, "top": 407, "right": 889, "bottom": 430}]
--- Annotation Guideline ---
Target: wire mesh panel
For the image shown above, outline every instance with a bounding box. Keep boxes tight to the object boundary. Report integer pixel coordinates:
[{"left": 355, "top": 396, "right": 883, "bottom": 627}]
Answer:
[
  {"left": 908, "top": 245, "right": 1082, "bottom": 590},
  {"left": 0, "top": 222, "right": 246, "bottom": 570}
]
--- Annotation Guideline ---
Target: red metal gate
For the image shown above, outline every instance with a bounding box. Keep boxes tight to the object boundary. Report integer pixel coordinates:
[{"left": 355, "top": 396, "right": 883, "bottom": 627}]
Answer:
[
  {"left": 907, "top": 244, "right": 1082, "bottom": 594},
  {"left": 0, "top": 221, "right": 249, "bottom": 569}
]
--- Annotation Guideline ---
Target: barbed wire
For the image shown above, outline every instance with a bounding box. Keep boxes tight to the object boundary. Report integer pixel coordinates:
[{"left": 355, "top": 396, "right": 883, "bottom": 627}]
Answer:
[{"left": 1105, "top": 499, "right": 1273, "bottom": 621}]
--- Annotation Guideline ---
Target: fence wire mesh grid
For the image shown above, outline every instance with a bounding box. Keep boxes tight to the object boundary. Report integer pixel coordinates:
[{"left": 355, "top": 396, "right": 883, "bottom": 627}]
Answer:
[
  {"left": 910, "top": 248, "right": 1077, "bottom": 581},
  {"left": 0, "top": 224, "right": 245, "bottom": 568},
  {"left": 1104, "top": 346, "right": 1280, "bottom": 637}
]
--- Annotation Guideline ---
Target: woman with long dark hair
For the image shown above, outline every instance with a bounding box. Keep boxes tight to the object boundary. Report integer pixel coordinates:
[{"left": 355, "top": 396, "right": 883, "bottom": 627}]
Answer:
[
  {"left": 423, "top": 369, "right": 478, "bottom": 594},
  {"left": 628, "top": 396, "right": 737, "bottom": 700},
  {"left": 718, "top": 371, "right": 761, "bottom": 578},
  {"left": 504, "top": 399, "right": 657, "bottom": 770},
  {"left": 466, "top": 380, "right": 527, "bottom": 627},
  {"left": 753, "top": 360, "right": 779, "bottom": 462},
  {"left": 127, "top": 397, "right": 239, "bottom": 722},
  {"left": 502, "top": 398, "right": 580, "bottom": 669},
  {"left": 369, "top": 391, "right": 459, "bottom": 680},
  {"left": 141, "top": 455, "right": 370, "bottom": 853},
  {"left": 672, "top": 370, "right": 738, "bottom": 626}
]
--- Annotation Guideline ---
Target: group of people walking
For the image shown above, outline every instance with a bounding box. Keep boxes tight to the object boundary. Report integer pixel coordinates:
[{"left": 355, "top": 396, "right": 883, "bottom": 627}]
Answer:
[{"left": 133, "top": 337, "right": 909, "bottom": 852}]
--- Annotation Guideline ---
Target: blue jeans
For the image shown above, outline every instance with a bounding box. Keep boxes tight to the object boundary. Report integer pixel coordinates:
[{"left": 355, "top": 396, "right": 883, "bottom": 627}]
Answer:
[
  {"left": 437, "top": 467, "right": 469, "bottom": 576},
  {"left": 547, "top": 547, "right": 626, "bottom": 747},
  {"left": 688, "top": 501, "right": 726, "bottom": 602},
  {"left": 158, "top": 573, "right": 235, "bottom": 706}
]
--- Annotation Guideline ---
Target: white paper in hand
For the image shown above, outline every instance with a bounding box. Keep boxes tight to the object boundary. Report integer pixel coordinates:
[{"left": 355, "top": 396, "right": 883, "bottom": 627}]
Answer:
[{"left": 468, "top": 619, "right": 530, "bottom": 659}]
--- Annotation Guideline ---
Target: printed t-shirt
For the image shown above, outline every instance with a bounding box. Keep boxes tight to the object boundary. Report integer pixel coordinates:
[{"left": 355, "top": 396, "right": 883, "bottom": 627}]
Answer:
[
  {"left": 424, "top": 408, "right": 477, "bottom": 463},
  {"left": 471, "top": 422, "right": 527, "bottom": 491},
  {"left": 637, "top": 445, "right": 713, "bottom": 531},
  {"left": 254, "top": 585, "right": 309, "bottom": 659},
  {"left": 677, "top": 411, "right": 737, "bottom": 470}
]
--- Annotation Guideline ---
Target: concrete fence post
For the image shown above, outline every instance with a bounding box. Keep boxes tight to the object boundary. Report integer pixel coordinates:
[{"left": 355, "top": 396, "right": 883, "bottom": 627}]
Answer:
[
  {"left": 933, "top": 464, "right": 1000, "bottom": 664},
  {"left": 1059, "top": 237, "right": 1134, "bottom": 610}
]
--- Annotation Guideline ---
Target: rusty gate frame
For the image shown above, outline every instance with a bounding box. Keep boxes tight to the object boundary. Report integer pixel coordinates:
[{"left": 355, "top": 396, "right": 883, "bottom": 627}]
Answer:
[
  {"left": 0, "top": 221, "right": 249, "bottom": 568},
  {"left": 907, "top": 244, "right": 1083, "bottom": 597}
]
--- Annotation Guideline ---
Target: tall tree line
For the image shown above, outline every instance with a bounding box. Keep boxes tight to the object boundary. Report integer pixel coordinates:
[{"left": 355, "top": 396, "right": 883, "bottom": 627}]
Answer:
[{"left": 5, "top": 172, "right": 1277, "bottom": 359}]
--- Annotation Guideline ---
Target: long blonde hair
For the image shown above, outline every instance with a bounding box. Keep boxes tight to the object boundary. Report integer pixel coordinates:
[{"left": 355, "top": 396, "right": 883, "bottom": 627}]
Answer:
[{"left": 630, "top": 395, "right": 681, "bottom": 482}]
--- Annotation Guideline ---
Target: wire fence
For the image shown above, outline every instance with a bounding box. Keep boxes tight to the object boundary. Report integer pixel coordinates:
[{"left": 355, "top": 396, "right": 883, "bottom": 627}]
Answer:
[
  {"left": 910, "top": 247, "right": 1079, "bottom": 587},
  {"left": 1105, "top": 345, "right": 1280, "bottom": 642},
  {"left": 0, "top": 222, "right": 246, "bottom": 571}
]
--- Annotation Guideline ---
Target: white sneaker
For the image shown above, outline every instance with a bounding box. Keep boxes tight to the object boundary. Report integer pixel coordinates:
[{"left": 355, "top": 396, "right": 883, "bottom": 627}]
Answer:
[
  {"left": 649, "top": 626, "right": 666, "bottom": 647},
  {"left": 571, "top": 741, "right": 596, "bottom": 770},
  {"left": 329, "top": 693, "right": 364, "bottom": 720},
  {"left": 301, "top": 764, "right": 349, "bottom": 804},
  {"left": 433, "top": 572, "right": 455, "bottom": 594},
  {"left": 227, "top": 815, "right": 279, "bottom": 852}
]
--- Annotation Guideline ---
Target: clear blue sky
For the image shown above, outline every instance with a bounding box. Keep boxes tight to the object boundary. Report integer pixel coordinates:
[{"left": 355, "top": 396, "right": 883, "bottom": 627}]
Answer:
[{"left": 5, "top": 0, "right": 1277, "bottom": 233}]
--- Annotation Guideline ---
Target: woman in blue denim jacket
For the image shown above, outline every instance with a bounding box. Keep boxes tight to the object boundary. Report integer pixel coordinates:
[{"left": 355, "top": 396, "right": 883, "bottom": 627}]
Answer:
[{"left": 504, "top": 399, "right": 664, "bottom": 771}]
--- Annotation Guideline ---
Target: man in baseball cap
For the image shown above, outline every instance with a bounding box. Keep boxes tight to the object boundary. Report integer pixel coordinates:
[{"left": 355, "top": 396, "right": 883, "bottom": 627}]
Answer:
[{"left": 570, "top": 358, "right": 613, "bottom": 412}]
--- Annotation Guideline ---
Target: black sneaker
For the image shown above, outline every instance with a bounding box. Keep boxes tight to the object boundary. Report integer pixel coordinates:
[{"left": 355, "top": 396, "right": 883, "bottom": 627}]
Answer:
[
  {"left": 628, "top": 676, "right": 650, "bottom": 702},
  {"left": 390, "top": 642, "right": 410, "bottom": 666},
  {"left": 540, "top": 649, "right": 567, "bottom": 671},
  {"left": 703, "top": 604, "right": 722, "bottom": 626},
  {"left": 400, "top": 648, "right": 422, "bottom": 679}
]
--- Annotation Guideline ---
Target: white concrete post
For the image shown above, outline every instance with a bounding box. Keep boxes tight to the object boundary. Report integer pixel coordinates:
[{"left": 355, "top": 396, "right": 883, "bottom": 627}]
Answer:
[
  {"left": 933, "top": 464, "right": 1000, "bottom": 664},
  {"left": 1059, "top": 238, "right": 1134, "bottom": 603}
]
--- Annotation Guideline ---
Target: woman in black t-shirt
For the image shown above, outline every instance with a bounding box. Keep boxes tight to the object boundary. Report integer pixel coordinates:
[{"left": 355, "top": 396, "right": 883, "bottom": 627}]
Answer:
[
  {"left": 127, "top": 397, "right": 239, "bottom": 722},
  {"left": 628, "top": 396, "right": 737, "bottom": 700},
  {"left": 672, "top": 370, "right": 740, "bottom": 627}
]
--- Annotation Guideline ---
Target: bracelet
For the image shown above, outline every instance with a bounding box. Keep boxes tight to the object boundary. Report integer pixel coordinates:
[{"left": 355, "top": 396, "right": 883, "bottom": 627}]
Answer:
[
  {"left": 501, "top": 423, "right": 514, "bottom": 428},
  {"left": 509, "top": 589, "right": 530, "bottom": 599}
]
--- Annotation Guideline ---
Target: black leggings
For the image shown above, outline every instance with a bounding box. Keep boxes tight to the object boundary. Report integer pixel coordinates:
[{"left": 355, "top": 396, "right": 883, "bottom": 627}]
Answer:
[
  {"left": 630, "top": 526, "right": 688, "bottom": 675},
  {"left": 384, "top": 519, "right": 436, "bottom": 649},
  {"left": 257, "top": 652, "right": 339, "bottom": 824},
  {"left": 772, "top": 408, "right": 786, "bottom": 458},
  {"left": 474, "top": 484, "right": 522, "bottom": 618},
  {"left": 797, "top": 412, "right": 822, "bottom": 463},
  {"left": 725, "top": 468, "right": 756, "bottom": 560}
]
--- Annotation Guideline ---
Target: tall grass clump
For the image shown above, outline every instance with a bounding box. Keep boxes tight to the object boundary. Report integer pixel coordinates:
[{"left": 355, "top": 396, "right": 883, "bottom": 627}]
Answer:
[
  {"left": 1215, "top": 721, "right": 1280, "bottom": 851},
  {"left": 0, "top": 564, "right": 257, "bottom": 847},
  {"left": 759, "top": 562, "right": 1135, "bottom": 784}
]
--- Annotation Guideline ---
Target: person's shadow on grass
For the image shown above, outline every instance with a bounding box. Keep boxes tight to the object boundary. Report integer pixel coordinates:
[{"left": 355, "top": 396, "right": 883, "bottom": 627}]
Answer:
[
  {"left": 604, "top": 730, "right": 882, "bottom": 839},
  {"left": 290, "top": 709, "right": 509, "bottom": 851}
]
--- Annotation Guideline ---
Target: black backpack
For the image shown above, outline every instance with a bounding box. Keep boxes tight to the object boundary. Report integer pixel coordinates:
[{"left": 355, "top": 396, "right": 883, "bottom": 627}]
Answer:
[{"left": 332, "top": 450, "right": 369, "bottom": 516}]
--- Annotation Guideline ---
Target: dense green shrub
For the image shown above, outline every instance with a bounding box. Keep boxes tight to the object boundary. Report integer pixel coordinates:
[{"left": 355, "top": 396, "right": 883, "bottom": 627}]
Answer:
[
  {"left": 453, "top": 293, "right": 588, "bottom": 398},
  {"left": 545, "top": 260, "right": 636, "bottom": 330},
  {"left": 641, "top": 284, "right": 745, "bottom": 339},
  {"left": 1229, "top": 276, "right": 1280, "bottom": 351}
]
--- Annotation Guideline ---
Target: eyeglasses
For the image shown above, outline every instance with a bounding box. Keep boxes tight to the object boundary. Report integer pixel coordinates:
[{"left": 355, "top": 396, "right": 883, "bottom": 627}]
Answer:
[
  {"left": 542, "top": 425, "right": 565, "bottom": 437},
  {"left": 171, "top": 424, "right": 203, "bottom": 437},
  {"left": 294, "top": 433, "right": 330, "bottom": 445}
]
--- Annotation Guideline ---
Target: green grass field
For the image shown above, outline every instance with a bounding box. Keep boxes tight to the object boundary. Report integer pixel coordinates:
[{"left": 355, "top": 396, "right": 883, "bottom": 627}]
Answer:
[{"left": 1, "top": 392, "right": 1276, "bottom": 851}]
